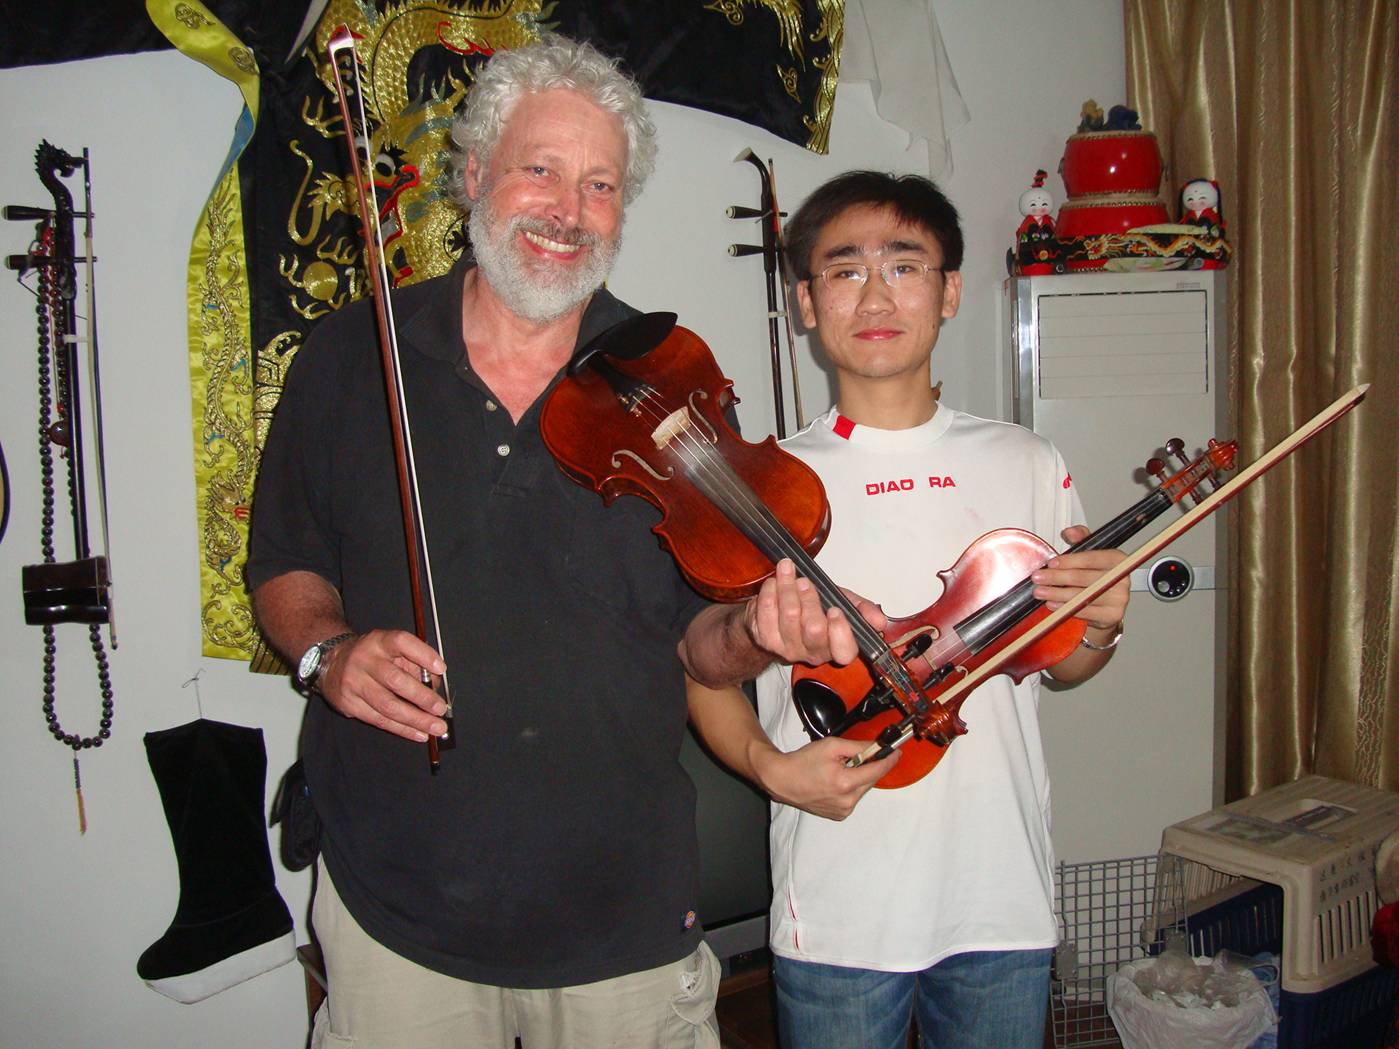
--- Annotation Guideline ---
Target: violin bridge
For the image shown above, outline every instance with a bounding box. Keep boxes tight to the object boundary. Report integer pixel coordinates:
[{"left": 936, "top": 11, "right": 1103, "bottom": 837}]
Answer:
[{"left": 651, "top": 408, "right": 691, "bottom": 450}]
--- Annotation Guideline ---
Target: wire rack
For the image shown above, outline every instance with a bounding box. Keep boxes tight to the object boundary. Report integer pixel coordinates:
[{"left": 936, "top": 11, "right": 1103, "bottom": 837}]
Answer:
[{"left": 1051, "top": 855, "right": 1187, "bottom": 1048}]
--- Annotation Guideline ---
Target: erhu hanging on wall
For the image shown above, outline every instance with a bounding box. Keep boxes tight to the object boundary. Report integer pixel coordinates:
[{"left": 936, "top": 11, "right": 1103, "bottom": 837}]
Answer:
[
  {"left": 727, "top": 148, "right": 806, "bottom": 438},
  {"left": 5, "top": 142, "right": 117, "bottom": 832}
]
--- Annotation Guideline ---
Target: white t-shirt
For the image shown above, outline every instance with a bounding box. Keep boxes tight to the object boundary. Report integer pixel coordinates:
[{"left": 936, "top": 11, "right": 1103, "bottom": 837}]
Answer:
[{"left": 756, "top": 404, "right": 1085, "bottom": 972}]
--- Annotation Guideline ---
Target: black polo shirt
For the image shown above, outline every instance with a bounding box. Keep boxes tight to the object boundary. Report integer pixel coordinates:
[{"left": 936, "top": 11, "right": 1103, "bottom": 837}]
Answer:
[{"left": 248, "top": 258, "right": 708, "bottom": 987}]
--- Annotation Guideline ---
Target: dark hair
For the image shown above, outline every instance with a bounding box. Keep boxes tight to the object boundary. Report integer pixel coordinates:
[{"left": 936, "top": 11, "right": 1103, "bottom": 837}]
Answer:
[{"left": 784, "top": 171, "right": 964, "bottom": 279}]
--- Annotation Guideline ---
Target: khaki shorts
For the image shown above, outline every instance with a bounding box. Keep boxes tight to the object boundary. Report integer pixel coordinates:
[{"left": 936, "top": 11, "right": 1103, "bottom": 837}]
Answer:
[{"left": 311, "top": 860, "right": 721, "bottom": 1049}]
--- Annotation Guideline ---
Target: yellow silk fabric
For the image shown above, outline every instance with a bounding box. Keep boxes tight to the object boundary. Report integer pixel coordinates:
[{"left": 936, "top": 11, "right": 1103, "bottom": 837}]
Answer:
[
  {"left": 1125, "top": 0, "right": 1399, "bottom": 794},
  {"left": 148, "top": 0, "right": 263, "bottom": 659}
]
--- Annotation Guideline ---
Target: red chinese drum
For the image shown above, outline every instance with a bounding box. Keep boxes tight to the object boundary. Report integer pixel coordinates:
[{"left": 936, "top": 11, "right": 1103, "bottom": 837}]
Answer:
[
  {"left": 1057, "top": 129, "right": 1168, "bottom": 238},
  {"left": 1060, "top": 130, "right": 1163, "bottom": 197},
  {"left": 1056, "top": 197, "right": 1169, "bottom": 238}
]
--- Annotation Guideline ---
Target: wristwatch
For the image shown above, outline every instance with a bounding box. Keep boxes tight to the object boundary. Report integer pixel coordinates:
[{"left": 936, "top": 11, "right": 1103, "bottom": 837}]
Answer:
[{"left": 295, "top": 632, "right": 356, "bottom": 691}]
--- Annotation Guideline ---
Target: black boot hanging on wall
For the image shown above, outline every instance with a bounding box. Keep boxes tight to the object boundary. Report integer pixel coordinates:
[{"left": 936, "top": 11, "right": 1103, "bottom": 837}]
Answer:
[{"left": 137, "top": 719, "right": 295, "bottom": 1003}]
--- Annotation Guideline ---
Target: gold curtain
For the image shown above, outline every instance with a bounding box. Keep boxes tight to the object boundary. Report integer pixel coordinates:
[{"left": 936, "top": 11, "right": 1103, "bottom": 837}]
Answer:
[{"left": 1125, "top": 0, "right": 1399, "bottom": 795}]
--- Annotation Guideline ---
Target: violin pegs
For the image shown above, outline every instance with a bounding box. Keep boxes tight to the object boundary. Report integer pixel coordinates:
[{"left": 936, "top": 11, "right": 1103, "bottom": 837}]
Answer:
[
  {"left": 1146, "top": 457, "right": 1169, "bottom": 487},
  {"left": 1162, "top": 440, "right": 1205, "bottom": 504}
]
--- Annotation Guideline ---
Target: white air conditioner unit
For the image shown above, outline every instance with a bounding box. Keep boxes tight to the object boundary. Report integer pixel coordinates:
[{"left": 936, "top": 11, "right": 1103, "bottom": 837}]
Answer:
[{"left": 1003, "top": 270, "right": 1230, "bottom": 862}]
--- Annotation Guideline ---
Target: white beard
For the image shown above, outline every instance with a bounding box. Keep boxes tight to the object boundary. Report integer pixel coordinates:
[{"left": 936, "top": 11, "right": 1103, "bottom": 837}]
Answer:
[{"left": 467, "top": 192, "right": 621, "bottom": 324}]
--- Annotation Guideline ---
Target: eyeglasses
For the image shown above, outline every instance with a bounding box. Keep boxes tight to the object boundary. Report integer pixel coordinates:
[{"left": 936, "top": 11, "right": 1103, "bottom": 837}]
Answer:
[{"left": 814, "top": 259, "right": 942, "bottom": 297}]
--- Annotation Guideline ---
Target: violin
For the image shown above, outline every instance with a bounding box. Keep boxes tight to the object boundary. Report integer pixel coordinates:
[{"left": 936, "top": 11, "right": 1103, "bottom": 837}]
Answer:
[
  {"left": 543, "top": 313, "right": 826, "bottom": 599},
  {"left": 790, "top": 439, "right": 1237, "bottom": 788},
  {"left": 833, "top": 383, "right": 1367, "bottom": 782},
  {"left": 542, "top": 313, "right": 940, "bottom": 724}
]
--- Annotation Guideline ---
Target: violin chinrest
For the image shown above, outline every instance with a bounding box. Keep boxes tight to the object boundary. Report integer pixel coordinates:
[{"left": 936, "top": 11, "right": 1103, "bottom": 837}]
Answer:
[{"left": 568, "top": 311, "right": 678, "bottom": 375}]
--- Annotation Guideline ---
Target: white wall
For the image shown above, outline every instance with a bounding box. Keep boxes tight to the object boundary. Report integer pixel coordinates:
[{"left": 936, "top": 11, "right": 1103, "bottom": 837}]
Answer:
[{"left": 0, "top": 5, "right": 1124, "bottom": 1045}]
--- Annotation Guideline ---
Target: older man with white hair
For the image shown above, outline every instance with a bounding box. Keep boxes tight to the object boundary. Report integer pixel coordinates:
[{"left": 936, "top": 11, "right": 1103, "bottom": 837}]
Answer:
[{"left": 249, "top": 34, "right": 853, "bottom": 1049}]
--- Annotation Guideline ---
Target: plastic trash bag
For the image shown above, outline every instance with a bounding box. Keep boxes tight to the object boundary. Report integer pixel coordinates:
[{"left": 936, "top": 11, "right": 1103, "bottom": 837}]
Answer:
[
  {"left": 1106, "top": 946, "right": 1278, "bottom": 1049},
  {"left": 1241, "top": 952, "right": 1281, "bottom": 1049}
]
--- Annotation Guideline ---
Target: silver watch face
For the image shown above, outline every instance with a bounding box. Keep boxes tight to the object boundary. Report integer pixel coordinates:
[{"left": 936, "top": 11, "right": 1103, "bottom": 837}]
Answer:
[{"left": 297, "top": 644, "right": 321, "bottom": 684}]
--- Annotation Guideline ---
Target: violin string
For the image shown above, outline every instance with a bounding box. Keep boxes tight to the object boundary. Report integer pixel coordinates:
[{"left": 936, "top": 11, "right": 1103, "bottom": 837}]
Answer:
[
  {"left": 629, "top": 384, "right": 1102, "bottom": 687},
  {"left": 621, "top": 389, "right": 811, "bottom": 566},
  {"left": 339, "top": 42, "right": 451, "bottom": 702},
  {"left": 625, "top": 389, "right": 795, "bottom": 570},
  {"left": 620, "top": 387, "right": 839, "bottom": 597},
  {"left": 663, "top": 423, "right": 949, "bottom": 684},
  {"left": 619, "top": 384, "right": 957, "bottom": 712},
  {"left": 688, "top": 442, "right": 894, "bottom": 656}
]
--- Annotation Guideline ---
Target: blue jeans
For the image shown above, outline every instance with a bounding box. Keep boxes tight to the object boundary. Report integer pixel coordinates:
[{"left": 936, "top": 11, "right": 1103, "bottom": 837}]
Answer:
[{"left": 772, "top": 949, "right": 1052, "bottom": 1049}]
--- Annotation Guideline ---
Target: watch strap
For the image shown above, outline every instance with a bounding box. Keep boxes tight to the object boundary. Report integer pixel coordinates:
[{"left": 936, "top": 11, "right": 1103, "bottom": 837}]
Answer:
[{"left": 302, "top": 631, "right": 356, "bottom": 687}]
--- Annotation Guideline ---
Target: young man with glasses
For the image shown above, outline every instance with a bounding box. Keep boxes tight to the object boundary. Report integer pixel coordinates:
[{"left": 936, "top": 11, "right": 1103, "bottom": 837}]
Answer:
[{"left": 687, "top": 171, "right": 1130, "bottom": 1049}]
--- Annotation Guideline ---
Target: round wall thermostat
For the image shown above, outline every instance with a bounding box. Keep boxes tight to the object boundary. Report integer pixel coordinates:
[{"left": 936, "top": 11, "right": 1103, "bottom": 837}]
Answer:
[{"left": 1148, "top": 556, "right": 1194, "bottom": 601}]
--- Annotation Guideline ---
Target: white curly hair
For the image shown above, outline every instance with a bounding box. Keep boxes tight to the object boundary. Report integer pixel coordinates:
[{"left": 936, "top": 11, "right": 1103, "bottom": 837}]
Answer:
[{"left": 449, "top": 35, "right": 657, "bottom": 208}]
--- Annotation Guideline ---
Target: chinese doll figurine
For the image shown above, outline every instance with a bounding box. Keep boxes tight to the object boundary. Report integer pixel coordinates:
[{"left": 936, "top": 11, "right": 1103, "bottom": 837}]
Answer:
[
  {"left": 1013, "top": 169, "right": 1061, "bottom": 274},
  {"left": 1180, "top": 178, "right": 1226, "bottom": 268},
  {"left": 1017, "top": 169, "right": 1057, "bottom": 241},
  {"left": 1180, "top": 178, "right": 1224, "bottom": 237}
]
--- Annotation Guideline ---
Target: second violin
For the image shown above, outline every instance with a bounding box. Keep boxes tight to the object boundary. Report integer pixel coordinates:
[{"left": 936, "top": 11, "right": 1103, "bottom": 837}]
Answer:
[{"left": 791, "top": 438, "right": 1237, "bottom": 788}]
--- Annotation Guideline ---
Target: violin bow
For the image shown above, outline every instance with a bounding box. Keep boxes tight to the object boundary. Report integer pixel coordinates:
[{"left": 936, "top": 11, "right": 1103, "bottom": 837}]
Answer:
[
  {"left": 849, "top": 383, "right": 1370, "bottom": 767},
  {"left": 327, "top": 28, "right": 455, "bottom": 771}
]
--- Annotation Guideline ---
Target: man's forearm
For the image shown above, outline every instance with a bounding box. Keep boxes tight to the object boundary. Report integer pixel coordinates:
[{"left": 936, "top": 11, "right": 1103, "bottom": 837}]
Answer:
[
  {"left": 252, "top": 570, "right": 448, "bottom": 739},
  {"left": 685, "top": 676, "right": 773, "bottom": 784},
  {"left": 677, "top": 603, "right": 772, "bottom": 687},
  {"left": 251, "top": 570, "right": 351, "bottom": 666},
  {"left": 678, "top": 563, "right": 882, "bottom": 686}
]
